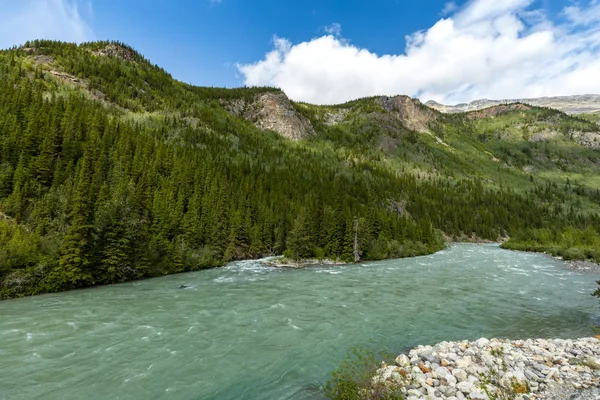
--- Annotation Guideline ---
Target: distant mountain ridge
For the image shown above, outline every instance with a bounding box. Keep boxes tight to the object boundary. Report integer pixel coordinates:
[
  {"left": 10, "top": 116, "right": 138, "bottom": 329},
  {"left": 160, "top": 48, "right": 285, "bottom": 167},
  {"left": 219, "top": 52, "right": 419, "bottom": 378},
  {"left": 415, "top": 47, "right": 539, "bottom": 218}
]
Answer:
[{"left": 426, "top": 94, "right": 600, "bottom": 114}]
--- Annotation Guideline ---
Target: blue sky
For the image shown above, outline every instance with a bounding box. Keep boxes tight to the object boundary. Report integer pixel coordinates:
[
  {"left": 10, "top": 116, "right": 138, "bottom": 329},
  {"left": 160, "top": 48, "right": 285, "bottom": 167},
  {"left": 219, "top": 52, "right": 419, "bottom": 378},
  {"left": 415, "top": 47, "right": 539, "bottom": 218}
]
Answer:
[{"left": 1, "top": 0, "right": 599, "bottom": 104}]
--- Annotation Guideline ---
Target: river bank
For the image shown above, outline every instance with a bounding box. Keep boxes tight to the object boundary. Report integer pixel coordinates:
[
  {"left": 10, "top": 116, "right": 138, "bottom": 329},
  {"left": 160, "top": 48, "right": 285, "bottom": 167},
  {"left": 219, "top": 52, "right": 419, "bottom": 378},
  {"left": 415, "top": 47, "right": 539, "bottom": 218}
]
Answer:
[
  {"left": 565, "top": 260, "right": 600, "bottom": 273},
  {"left": 262, "top": 257, "right": 347, "bottom": 268},
  {"left": 373, "top": 337, "right": 600, "bottom": 400}
]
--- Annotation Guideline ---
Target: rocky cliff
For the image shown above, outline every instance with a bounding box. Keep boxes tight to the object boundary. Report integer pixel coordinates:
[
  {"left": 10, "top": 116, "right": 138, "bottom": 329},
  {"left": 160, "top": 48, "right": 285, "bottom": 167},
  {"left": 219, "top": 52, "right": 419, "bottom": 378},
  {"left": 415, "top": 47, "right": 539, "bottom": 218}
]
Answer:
[
  {"left": 426, "top": 94, "right": 600, "bottom": 115},
  {"left": 376, "top": 95, "right": 439, "bottom": 133},
  {"left": 223, "top": 92, "right": 316, "bottom": 140}
]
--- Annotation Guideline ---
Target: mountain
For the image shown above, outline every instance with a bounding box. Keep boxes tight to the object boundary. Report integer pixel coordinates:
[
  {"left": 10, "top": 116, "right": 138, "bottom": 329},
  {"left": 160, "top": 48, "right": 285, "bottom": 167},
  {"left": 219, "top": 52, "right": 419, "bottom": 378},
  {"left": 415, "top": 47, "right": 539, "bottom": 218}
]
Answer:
[
  {"left": 426, "top": 94, "right": 600, "bottom": 115},
  {"left": 0, "top": 40, "right": 599, "bottom": 299}
]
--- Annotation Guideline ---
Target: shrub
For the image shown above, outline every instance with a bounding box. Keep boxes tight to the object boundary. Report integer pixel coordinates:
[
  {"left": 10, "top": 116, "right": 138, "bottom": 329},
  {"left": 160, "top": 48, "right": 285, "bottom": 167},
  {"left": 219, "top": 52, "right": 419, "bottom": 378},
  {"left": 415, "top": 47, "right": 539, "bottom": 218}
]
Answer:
[{"left": 324, "top": 346, "right": 405, "bottom": 400}]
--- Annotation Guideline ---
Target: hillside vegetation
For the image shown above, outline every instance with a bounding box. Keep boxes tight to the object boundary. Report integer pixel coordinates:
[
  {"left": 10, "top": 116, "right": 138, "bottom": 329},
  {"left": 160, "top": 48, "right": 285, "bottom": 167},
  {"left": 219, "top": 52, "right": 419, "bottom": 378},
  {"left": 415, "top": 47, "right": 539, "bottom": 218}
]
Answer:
[{"left": 1, "top": 40, "right": 599, "bottom": 299}]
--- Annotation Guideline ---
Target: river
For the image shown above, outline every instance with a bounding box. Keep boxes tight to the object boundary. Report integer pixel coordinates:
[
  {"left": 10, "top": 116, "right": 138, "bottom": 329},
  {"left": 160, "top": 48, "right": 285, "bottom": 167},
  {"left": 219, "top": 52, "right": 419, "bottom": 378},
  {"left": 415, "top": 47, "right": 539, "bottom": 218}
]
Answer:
[{"left": 1, "top": 244, "right": 599, "bottom": 400}]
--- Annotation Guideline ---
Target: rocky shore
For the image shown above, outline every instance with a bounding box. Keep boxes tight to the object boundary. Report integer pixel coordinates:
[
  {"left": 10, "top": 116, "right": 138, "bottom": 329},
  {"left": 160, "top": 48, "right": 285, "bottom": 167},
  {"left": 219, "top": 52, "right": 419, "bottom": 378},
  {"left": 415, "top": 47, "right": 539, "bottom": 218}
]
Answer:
[
  {"left": 262, "top": 257, "right": 346, "bottom": 268},
  {"left": 374, "top": 337, "right": 600, "bottom": 400},
  {"left": 567, "top": 260, "right": 600, "bottom": 273}
]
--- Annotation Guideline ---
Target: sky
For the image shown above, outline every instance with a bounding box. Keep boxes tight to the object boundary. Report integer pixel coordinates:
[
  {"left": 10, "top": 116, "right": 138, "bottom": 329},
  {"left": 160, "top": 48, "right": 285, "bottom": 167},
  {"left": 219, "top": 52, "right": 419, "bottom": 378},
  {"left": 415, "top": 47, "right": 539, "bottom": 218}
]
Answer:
[{"left": 0, "top": 0, "right": 599, "bottom": 105}]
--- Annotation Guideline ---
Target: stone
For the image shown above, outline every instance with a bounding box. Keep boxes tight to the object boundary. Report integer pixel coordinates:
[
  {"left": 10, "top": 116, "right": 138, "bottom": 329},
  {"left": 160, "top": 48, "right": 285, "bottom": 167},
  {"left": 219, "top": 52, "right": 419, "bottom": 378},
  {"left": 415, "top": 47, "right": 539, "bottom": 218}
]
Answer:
[
  {"left": 457, "top": 381, "right": 474, "bottom": 394},
  {"left": 434, "top": 366, "right": 451, "bottom": 378},
  {"left": 474, "top": 338, "right": 490, "bottom": 348},
  {"left": 452, "top": 368, "right": 468, "bottom": 382},
  {"left": 513, "top": 369, "right": 526, "bottom": 382},
  {"left": 422, "top": 352, "right": 440, "bottom": 364},
  {"left": 545, "top": 368, "right": 558, "bottom": 380},
  {"left": 585, "top": 357, "right": 600, "bottom": 370},
  {"left": 466, "top": 365, "right": 483, "bottom": 376},
  {"left": 524, "top": 370, "right": 539, "bottom": 381},
  {"left": 456, "top": 356, "right": 472, "bottom": 368},
  {"left": 468, "top": 391, "right": 486, "bottom": 400},
  {"left": 442, "top": 386, "right": 458, "bottom": 397},
  {"left": 444, "top": 374, "right": 458, "bottom": 386},
  {"left": 467, "top": 375, "right": 479, "bottom": 385},
  {"left": 396, "top": 354, "right": 410, "bottom": 367},
  {"left": 533, "top": 363, "right": 546, "bottom": 372}
]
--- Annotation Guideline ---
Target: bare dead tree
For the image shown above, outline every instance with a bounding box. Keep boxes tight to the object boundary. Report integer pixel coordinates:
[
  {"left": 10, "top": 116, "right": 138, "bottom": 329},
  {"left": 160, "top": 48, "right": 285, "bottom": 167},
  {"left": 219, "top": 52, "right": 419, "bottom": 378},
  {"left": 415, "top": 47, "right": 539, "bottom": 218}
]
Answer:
[{"left": 353, "top": 217, "right": 360, "bottom": 263}]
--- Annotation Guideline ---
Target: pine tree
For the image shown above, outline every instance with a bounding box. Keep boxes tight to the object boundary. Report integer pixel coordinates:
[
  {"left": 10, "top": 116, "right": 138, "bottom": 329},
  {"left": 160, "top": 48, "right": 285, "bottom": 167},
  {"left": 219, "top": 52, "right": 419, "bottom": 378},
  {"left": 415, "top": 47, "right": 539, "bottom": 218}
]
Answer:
[
  {"left": 286, "top": 207, "right": 313, "bottom": 259},
  {"left": 57, "top": 150, "right": 95, "bottom": 287}
]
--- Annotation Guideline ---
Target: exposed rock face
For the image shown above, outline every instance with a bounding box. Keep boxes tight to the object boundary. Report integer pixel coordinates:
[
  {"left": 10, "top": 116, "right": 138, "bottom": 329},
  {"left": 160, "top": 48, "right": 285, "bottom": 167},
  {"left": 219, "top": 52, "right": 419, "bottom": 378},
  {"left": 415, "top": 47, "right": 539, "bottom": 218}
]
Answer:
[
  {"left": 426, "top": 94, "right": 600, "bottom": 115},
  {"left": 323, "top": 108, "right": 350, "bottom": 126},
  {"left": 32, "top": 55, "right": 55, "bottom": 65},
  {"left": 376, "top": 95, "right": 439, "bottom": 133},
  {"left": 573, "top": 131, "right": 600, "bottom": 147},
  {"left": 224, "top": 92, "right": 316, "bottom": 140},
  {"left": 92, "top": 44, "right": 139, "bottom": 62},
  {"left": 465, "top": 103, "right": 532, "bottom": 119}
]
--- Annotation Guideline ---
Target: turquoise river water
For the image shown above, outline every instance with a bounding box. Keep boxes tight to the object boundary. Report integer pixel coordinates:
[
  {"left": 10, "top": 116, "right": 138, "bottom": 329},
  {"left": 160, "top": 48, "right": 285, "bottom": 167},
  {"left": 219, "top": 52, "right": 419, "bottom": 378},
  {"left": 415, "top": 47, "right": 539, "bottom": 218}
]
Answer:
[{"left": 1, "top": 244, "right": 600, "bottom": 400}]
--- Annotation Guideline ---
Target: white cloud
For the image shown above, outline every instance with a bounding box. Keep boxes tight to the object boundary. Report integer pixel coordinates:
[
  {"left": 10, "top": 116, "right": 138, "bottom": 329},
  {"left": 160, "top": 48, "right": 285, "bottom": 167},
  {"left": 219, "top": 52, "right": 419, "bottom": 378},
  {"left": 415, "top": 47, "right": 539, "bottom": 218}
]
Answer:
[
  {"left": 442, "top": 2, "right": 457, "bottom": 15},
  {"left": 238, "top": 0, "right": 600, "bottom": 105},
  {"left": 324, "top": 23, "right": 342, "bottom": 37},
  {"left": 564, "top": 0, "right": 600, "bottom": 26},
  {"left": 0, "top": 0, "right": 94, "bottom": 49}
]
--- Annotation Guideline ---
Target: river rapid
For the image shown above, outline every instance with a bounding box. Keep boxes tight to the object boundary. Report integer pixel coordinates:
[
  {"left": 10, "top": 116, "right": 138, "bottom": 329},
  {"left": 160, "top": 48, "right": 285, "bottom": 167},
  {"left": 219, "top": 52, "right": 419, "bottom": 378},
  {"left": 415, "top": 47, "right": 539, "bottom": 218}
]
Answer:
[{"left": 1, "top": 244, "right": 599, "bottom": 400}]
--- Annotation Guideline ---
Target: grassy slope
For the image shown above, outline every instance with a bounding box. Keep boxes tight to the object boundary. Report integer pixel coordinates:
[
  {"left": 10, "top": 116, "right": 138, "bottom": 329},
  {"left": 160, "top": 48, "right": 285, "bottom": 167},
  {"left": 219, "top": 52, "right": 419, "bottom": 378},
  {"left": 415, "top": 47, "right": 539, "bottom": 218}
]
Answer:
[
  {"left": 295, "top": 99, "right": 600, "bottom": 261},
  {"left": 297, "top": 99, "right": 600, "bottom": 197}
]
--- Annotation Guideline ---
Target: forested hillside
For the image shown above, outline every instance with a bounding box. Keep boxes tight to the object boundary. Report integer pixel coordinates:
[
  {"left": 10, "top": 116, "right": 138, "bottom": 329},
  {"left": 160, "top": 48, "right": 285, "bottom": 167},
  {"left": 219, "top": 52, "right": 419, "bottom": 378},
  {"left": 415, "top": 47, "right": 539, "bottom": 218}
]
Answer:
[{"left": 1, "top": 40, "right": 599, "bottom": 299}]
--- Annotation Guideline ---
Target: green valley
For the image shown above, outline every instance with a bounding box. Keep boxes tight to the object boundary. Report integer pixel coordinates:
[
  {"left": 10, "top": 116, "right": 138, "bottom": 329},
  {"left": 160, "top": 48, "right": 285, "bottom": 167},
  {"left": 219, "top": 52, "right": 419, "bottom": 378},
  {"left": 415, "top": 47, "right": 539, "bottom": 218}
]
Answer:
[{"left": 1, "top": 40, "right": 599, "bottom": 299}]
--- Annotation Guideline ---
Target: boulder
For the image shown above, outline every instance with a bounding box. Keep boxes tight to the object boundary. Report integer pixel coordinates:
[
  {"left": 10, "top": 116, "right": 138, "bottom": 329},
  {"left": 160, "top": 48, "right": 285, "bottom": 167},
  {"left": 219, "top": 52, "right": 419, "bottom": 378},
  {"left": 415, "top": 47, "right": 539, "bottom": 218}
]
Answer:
[
  {"left": 395, "top": 354, "right": 410, "bottom": 367},
  {"left": 452, "top": 368, "right": 468, "bottom": 382}
]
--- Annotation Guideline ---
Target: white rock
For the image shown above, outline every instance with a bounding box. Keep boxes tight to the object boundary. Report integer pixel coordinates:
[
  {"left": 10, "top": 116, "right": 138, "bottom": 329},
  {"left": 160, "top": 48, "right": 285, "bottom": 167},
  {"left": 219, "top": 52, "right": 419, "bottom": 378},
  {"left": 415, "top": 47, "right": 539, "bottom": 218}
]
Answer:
[
  {"left": 513, "top": 369, "right": 526, "bottom": 381},
  {"left": 396, "top": 354, "right": 410, "bottom": 367},
  {"left": 434, "top": 366, "right": 451, "bottom": 378},
  {"left": 444, "top": 374, "right": 458, "bottom": 386},
  {"left": 585, "top": 356, "right": 600, "bottom": 370},
  {"left": 545, "top": 367, "right": 558, "bottom": 379},
  {"left": 466, "top": 365, "right": 484, "bottom": 376},
  {"left": 457, "top": 381, "right": 473, "bottom": 393},
  {"left": 456, "top": 356, "right": 472, "bottom": 368},
  {"left": 452, "top": 368, "right": 468, "bottom": 382},
  {"left": 468, "top": 391, "right": 486, "bottom": 400},
  {"left": 467, "top": 375, "right": 479, "bottom": 385}
]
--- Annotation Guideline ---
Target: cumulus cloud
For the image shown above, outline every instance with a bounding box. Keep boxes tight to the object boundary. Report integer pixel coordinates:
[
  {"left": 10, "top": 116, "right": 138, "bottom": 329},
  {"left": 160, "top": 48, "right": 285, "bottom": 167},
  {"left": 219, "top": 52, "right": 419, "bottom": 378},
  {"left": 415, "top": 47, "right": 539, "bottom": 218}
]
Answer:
[
  {"left": 238, "top": 0, "right": 600, "bottom": 105},
  {"left": 0, "top": 0, "right": 94, "bottom": 49}
]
